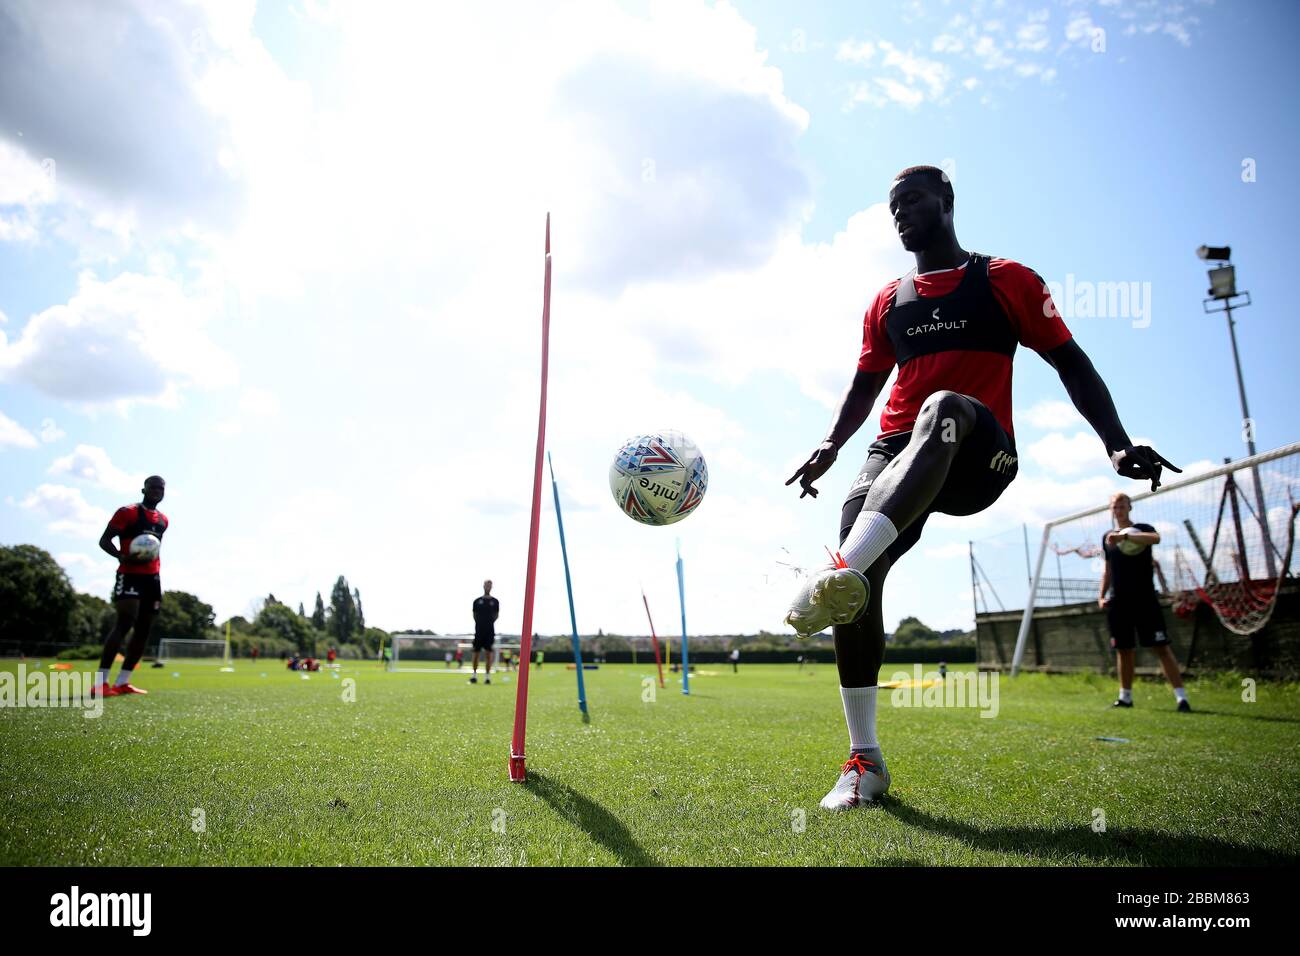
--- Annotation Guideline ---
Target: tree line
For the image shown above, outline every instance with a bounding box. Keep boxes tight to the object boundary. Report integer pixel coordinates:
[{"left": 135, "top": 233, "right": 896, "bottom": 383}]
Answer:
[
  {"left": 2, "top": 544, "right": 973, "bottom": 658},
  {"left": 0, "top": 545, "right": 387, "bottom": 659}
]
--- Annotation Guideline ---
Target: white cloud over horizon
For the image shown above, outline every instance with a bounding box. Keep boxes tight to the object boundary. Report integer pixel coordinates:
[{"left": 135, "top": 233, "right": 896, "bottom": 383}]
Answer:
[
  {"left": 48, "top": 444, "right": 139, "bottom": 495},
  {"left": 0, "top": 410, "right": 38, "bottom": 449}
]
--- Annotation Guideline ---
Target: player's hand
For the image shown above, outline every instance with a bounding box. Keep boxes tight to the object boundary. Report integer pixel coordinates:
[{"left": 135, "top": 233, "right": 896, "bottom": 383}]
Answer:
[
  {"left": 1105, "top": 530, "right": 1122, "bottom": 546},
  {"left": 1098, "top": 596, "right": 1110, "bottom": 608},
  {"left": 786, "top": 441, "right": 839, "bottom": 499},
  {"left": 1110, "top": 445, "right": 1182, "bottom": 492}
]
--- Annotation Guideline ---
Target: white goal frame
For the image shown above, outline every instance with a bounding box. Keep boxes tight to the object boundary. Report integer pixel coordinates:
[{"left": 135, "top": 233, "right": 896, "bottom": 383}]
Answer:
[
  {"left": 388, "top": 633, "right": 522, "bottom": 674},
  {"left": 157, "top": 638, "right": 230, "bottom": 665}
]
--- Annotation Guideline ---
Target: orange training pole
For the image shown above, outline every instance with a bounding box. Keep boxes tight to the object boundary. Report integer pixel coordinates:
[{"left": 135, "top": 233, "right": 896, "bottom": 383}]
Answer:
[{"left": 509, "top": 214, "right": 552, "bottom": 783}]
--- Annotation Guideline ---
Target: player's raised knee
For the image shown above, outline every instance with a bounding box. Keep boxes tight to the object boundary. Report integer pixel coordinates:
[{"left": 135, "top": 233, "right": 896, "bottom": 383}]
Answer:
[{"left": 915, "top": 390, "right": 975, "bottom": 437}]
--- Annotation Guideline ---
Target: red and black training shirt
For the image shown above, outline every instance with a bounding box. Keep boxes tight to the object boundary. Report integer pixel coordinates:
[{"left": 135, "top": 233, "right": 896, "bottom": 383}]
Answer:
[{"left": 857, "top": 257, "right": 1072, "bottom": 440}]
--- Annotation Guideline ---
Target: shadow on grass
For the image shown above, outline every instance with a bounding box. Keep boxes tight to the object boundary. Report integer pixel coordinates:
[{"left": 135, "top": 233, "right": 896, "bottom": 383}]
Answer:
[
  {"left": 882, "top": 800, "right": 1299, "bottom": 866},
  {"left": 525, "top": 772, "right": 657, "bottom": 867},
  {"left": 1182, "top": 708, "right": 1300, "bottom": 725}
]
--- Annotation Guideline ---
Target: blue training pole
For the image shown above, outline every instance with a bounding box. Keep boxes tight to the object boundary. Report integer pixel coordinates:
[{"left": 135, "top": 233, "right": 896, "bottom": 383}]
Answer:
[
  {"left": 549, "top": 453, "right": 587, "bottom": 713},
  {"left": 677, "top": 538, "right": 689, "bottom": 696}
]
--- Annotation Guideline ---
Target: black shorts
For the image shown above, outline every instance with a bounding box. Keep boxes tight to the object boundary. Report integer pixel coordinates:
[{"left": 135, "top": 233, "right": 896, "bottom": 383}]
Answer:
[
  {"left": 113, "top": 572, "right": 162, "bottom": 611},
  {"left": 1108, "top": 598, "right": 1170, "bottom": 650},
  {"left": 472, "top": 634, "right": 495, "bottom": 652},
  {"left": 840, "top": 394, "right": 1018, "bottom": 563}
]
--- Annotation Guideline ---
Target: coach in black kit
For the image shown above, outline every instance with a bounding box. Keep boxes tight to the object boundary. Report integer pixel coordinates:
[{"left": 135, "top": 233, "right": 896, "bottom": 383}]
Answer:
[
  {"left": 469, "top": 580, "right": 499, "bottom": 685},
  {"left": 1100, "top": 492, "right": 1190, "bottom": 711}
]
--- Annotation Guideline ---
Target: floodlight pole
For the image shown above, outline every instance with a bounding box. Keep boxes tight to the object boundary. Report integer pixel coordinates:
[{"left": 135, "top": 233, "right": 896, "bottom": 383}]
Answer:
[{"left": 1203, "top": 288, "right": 1276, "bottom": 578}]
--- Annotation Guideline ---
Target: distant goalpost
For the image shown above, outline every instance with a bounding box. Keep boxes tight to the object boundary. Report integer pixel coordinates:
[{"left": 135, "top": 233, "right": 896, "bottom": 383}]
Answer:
[
  {"left": 157, "top": 638, "right": 230, "bottom": 665},
  {"left": 387, "top": 634, "right": 522, "bottom": 674}
]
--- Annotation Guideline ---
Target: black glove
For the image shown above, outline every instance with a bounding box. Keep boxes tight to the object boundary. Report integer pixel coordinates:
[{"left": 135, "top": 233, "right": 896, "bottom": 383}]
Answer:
[{"left": 1110, "top": 445, "right": 1182, "bottom": 492}]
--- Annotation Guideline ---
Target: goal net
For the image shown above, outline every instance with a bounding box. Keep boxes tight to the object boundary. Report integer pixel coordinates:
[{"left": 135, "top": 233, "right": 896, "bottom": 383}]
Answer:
[
  {"left": 1006, "top": 441, "right": 1300, "bottom": 674},
  {"left": 388, "top": 634, "right": 522, "bottom": 673},
  {"left": 157, "top": 638, "right": 230, "bottom": 664}
]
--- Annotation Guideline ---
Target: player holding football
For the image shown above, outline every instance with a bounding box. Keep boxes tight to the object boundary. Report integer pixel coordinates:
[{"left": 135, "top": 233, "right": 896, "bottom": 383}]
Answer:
[
  {"left": 785, "top": 166, "right": 1180, "bottom": 810},
  {"left": 469, "top": 579, "right": 499, "bottom": 685},
  {"left": 1100, "top": 491, "right": 1190, "bottom": 711},
  {"left": 94, "top": 475, "right": 169, "bottom": 698}
]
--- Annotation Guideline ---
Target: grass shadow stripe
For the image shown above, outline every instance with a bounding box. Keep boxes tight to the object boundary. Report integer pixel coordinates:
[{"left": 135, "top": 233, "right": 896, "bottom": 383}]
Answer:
[{"left": 524, "top": 772, "right": 657, "bottom": 867}]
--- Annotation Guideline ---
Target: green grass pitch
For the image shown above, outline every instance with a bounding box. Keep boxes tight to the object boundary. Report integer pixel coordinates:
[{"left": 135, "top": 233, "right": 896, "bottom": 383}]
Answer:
[{"left": 2, "top": 659, "right": 1298, "bottom": 866}]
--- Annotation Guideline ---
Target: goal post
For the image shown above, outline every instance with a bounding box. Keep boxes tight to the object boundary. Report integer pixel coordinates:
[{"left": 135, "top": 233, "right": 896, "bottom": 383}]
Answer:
[
  {"left": 157, "top": 638, "right": 230, "bottom": 664},
  {"left": 1010, "top": 441, "right": 1300, "bottom": 676},
  {"left": 388, "top": 634, "right": 521, "bottom": 673}
]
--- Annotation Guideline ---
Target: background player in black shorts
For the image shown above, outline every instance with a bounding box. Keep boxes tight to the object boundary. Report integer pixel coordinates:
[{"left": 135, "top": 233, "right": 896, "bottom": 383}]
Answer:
[
  {"left": 94, "top": 475, "right": 168, "bottom": 698},
  {"left": 469, "top": 579, "right": 498, "bottom": 685},
  {"left": 1100, "top": 491, "right": 1190, "bottom": 711},
  {"left": 783, "top": 166, "right": 1180, "bottom": 811}
]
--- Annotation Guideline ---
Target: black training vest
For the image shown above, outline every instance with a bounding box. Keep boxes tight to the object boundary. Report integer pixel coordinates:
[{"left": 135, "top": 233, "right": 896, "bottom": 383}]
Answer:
[
  {"left": 127, "top": 504, "right": 168, "bottom": 540},
  {"left": 885, "top": 254, "right": 1018, "bottom": 368}
]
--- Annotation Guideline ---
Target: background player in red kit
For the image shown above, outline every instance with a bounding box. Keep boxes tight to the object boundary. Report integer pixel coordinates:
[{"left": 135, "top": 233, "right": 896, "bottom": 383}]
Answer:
[
  {"left": 94, "top": 475, "right": 169, "bottom": 697},
  {"left": 784, "top": 166, "right": 1180, "bottom": 811}
]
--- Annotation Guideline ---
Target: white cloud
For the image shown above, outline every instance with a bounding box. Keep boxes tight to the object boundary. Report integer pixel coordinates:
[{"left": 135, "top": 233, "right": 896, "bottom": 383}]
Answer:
[
  {"left": 0, "top": 138, "right": 56, "bottom": 242},
  {"left": 48, "top": 444, "right": 138, "bottom": 494},
  {"left": 1018, "top": 399, "right": 1086, "bottom": 431},
  {"left": 924, "top": 541, "right": 972, "bottom": 560},
  {"left": 39, "top": 418, "right": 64, "bottom": 443},
  {"left": 839, "top": 38, "right": 950, "bottom": 107},
  {"left": 971, "top": 35, "right": 1016, "bottom": 70},
  {"left": 1064, "top": 14, "right": 1101, "bottom": 48},
  {"left": 1163, "top": 20, "right": 1192, "bottom": 47},
  {"left": 19, "top": 483, "right": 108, "bottom": 538},
  {"left": 0, "top": 271, "right": 236, "bottom": 406},
  {"left": 239, "top": 386, "right": 280, "bottom": 417},
  {"left": 0, "top": 411, "right": 38, "bottom": 449},
  {"left": 1025, "top": 430, "right": 1106, "bottom": 476},
  {"left": 0, "top": 0, "right": 247, "bottom": 240},
  {"left": 1016, "top": 22, "right": 1050, "bottom": 52},
  {"left": 178, "top": 0, "right": 817, "bottom": 303},
  {"left": 55, "top": 550, "right": 103, "bottom": 582},
  {"left": 837, "top": 39, "right": 877, "bottom": 63}
]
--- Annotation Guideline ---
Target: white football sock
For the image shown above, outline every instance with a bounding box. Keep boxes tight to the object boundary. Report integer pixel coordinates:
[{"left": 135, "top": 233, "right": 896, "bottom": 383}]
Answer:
[
  {"left": 114, "top": 669, "right": 132, "bottom": 687},
  {"left": 1174, "top": 687, "right": 1188, "bottom": 702},
  {"left": 839, "top": 511, "right": 898, "bottom": 573},
  {"left": 1118, "top": 688, "right": 1133, "bottom": 703},
  {"left": 840, "top": 685, "right": 878, "bottom": 751},
  {"left": 96, "top": 669, "right": 109, "bottom": 686}
]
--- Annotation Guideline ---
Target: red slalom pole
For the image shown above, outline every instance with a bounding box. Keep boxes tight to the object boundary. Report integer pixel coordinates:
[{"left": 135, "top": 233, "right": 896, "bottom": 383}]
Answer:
[
  {"left": 509, "top": 214, "right": 552, "bottom": 784},
  {"left": 642, "top": 589, "right": 665, "bottom": 689}
]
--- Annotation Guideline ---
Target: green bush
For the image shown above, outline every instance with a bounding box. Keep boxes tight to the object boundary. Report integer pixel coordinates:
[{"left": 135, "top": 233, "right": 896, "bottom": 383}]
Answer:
[{"left": 57, "top": 644, "right": 105, "bottom": 660}]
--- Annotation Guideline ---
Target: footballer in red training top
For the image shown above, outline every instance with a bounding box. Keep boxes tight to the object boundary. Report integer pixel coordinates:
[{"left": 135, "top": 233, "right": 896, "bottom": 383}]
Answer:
[
  {"left": 784, "top": 165, "right": 1181, "bottom": 812},
  {"left": 94, "top": 475, "right": 169, "bottom": 697}
]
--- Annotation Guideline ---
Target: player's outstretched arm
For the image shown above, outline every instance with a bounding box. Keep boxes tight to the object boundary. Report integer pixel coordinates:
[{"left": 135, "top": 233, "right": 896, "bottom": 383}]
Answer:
[
  {"left": 786, "top": 367, "right": 891, "bottom": 499},
  {"left": 1041, "top": 340, "right": 1181, "bottom": 491}
]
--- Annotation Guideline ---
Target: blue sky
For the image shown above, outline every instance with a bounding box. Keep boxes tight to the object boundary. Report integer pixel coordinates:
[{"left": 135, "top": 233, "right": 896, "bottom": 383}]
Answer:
[{"left": 1, "top": 0, "right": 1297, "bottom": 636}]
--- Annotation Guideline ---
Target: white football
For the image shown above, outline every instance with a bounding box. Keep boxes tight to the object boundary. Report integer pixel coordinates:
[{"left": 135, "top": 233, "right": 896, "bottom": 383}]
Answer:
[
  {"left": 609, "top": 430, "right": 708, "bottom": 526},
  {"left": 128, "top": 533, "right": 161, "bottom": 561},
  {"left": 1114, "top": 528, "right": 1147, "bottom": 556}
]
